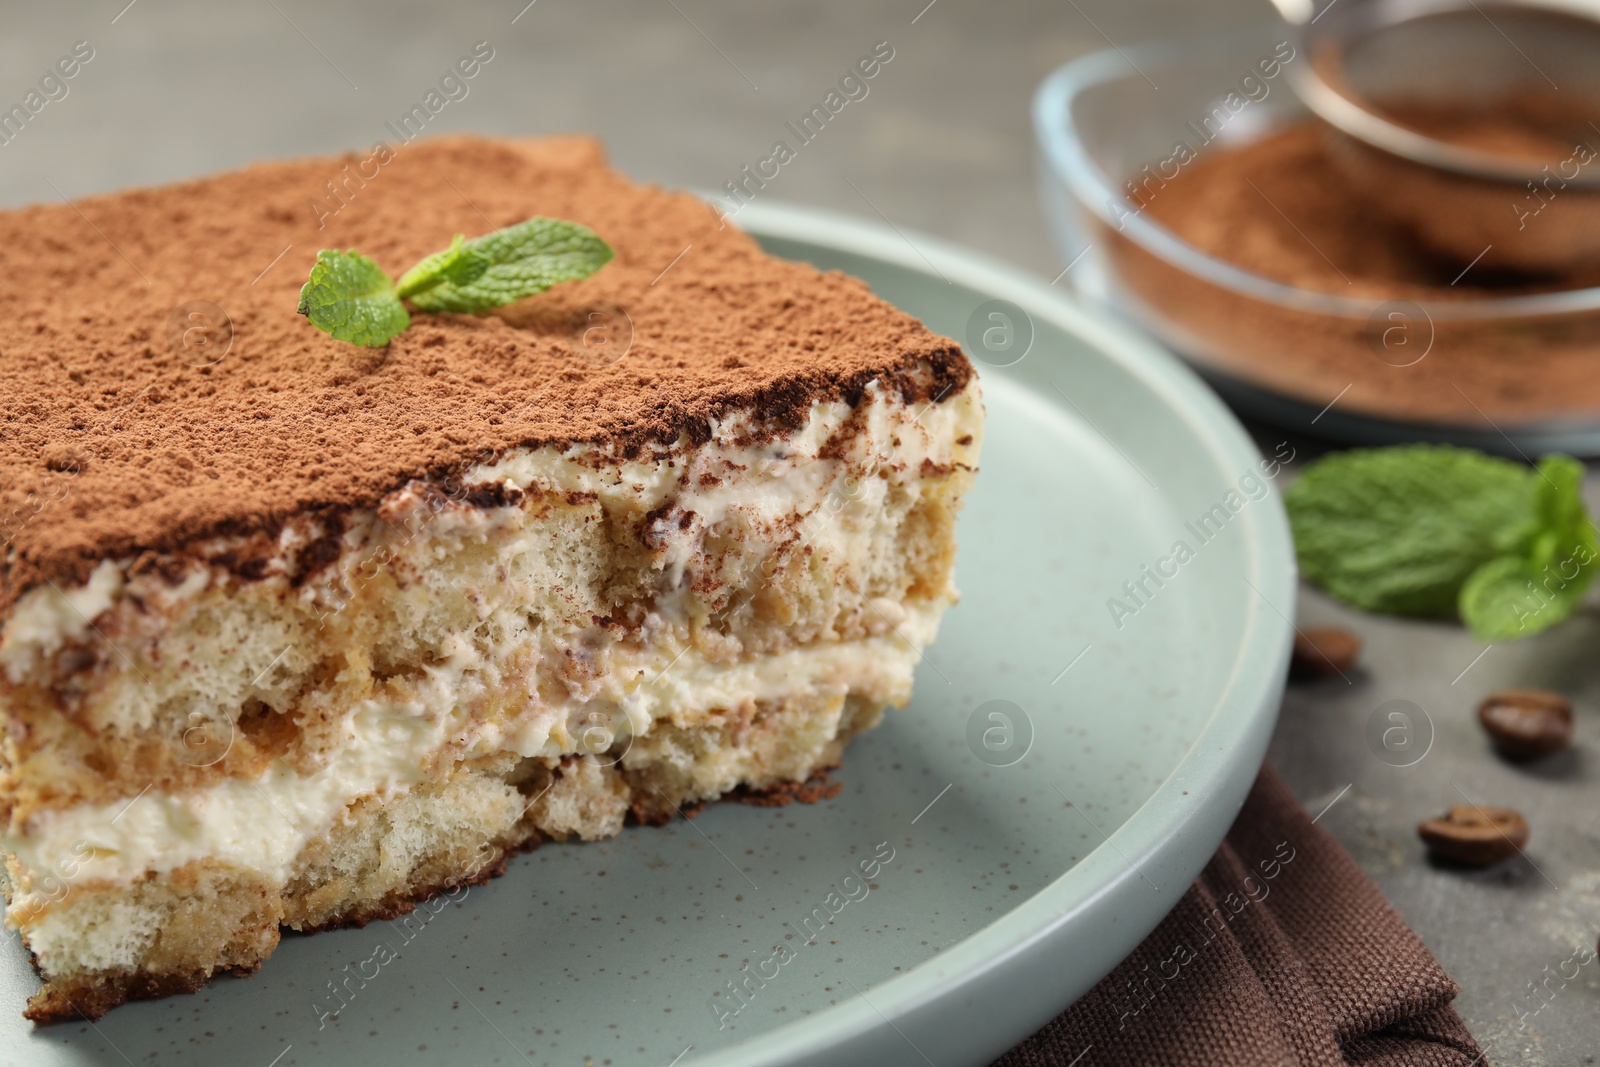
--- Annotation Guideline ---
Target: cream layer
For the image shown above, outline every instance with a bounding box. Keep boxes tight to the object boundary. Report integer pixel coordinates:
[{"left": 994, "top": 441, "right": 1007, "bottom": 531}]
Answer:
[{"left": 5, "top": 606, "right": 935, "bottom": 925}]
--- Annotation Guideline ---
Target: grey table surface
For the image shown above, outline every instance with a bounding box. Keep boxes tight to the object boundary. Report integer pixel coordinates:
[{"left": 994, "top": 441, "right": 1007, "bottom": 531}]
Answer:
[{"left": 3, "top": 1, "right": 1595, "bottom": 1063}]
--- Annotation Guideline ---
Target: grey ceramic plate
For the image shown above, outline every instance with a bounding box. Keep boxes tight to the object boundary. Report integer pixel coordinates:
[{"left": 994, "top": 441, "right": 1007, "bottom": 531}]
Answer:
[{"left": 0, "top": 201, "right": 1294, "bottom": 1067}]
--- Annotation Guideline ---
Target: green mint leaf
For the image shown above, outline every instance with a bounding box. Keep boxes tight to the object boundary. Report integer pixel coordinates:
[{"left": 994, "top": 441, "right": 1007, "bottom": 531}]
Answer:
[
  {"left": 1460, "top": 556, "right": 1578, "bottom": 641},
  {"left": 1286, "top": 446, "right": 1538, "bottom": 617},
  {"left": 1532, "top": 455, "right": 1592, "bottom": 555},
  {"left": 405, "top": 218, "right": 614, "bottom": 314},
  {"left": 1288, "top": 445, "right": 1598, "bottom": 640},
  {"left": 1460, "top": 455, "right": 1600, "bottom": 641},
  {"left": 394, "top": 234, "right": 491, "bottom": 300},
  {"left": 297, "top": 250, "right": 410, "bottom": 347},
  {"left": 298, "top": 218, "right": 612, "bottom": 346},
  {"left": 1458, "top": 556, "right": 1537, "bottom": 641}
]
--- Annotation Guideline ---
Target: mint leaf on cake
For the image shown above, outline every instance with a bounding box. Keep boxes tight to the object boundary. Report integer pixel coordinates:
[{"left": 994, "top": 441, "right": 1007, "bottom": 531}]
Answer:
[
  {"left": 297, "top": 249, "right": 411, "bottom": 347},
  {"left": 1285, "top": 445, "right": 1597, "bottom": 641},
  {"left": 394, "top": 233, "right": 491, "bottom": 299},
  {"left": 404, "top": 218, "right": 613, "bottom": 313},
  {"left": 298, "top": 217, "right": 614, "bottom": 346}
]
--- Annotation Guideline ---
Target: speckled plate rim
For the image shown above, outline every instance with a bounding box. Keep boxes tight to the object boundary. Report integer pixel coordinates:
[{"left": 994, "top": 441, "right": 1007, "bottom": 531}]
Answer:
[{"left": 687, "top": 199, "right": 1296, "bottom": 1067}]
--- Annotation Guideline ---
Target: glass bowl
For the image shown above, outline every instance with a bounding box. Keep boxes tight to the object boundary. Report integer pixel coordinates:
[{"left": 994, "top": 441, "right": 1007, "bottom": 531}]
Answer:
[{"left": 1032, "top": 24, "right": 1600, "bottom": 456}]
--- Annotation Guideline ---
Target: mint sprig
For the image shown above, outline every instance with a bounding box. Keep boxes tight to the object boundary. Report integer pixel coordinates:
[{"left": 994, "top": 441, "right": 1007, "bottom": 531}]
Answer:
[
  {"left": 395, "top": 234, "right": 491, "bottom": 299},
  {"left": 1286, "top": 445, "right": 1597, "bottom": 642},
  {"left": 405, "top": 218, "right": 614, "bottom": 313},
  {"left": 297, "top": 218, "right": 613, "bottom": 347},
  {"left": 1459, "top": 456, "right": 1598, "bottom": 640},
  {"left": 297, "top": 250, "right": 412, "bottom": 348}
]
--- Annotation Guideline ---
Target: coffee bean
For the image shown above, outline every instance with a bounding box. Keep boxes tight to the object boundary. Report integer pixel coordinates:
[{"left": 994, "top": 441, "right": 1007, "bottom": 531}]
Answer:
[
  {"left": 1477, "top": 689, "right": 1573, "bottom": 760},
  {"left": 1417, "top": 804, "right": 1529, "bottom": 867},
  {"left": 1289, "top": 626, "right": 1362, "bottom": 679}
]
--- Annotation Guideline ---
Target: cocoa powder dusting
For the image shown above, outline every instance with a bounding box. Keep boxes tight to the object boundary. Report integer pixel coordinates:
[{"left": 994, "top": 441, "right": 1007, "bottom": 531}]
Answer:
[{"left": 0, "top": 136, "right": 971, "bottom": 614}]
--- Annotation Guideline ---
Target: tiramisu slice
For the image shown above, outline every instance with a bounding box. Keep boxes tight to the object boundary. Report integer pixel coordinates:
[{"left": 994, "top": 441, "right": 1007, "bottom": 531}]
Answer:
[{"left": 0, "top": 136, "right": 982, "bottom": 1021}]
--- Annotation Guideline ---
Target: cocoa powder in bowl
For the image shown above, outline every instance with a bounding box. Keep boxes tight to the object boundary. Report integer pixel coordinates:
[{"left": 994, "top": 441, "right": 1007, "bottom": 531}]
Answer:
[
  {"left": 1325, "top": 94, "right": 1600, "bottom": 272},
  {"left": 1375, "top": 94, "right": 1600, "bottom": 163},
  {"left": 1105, "top": 121, "right": 1600, "bottom": 427}
]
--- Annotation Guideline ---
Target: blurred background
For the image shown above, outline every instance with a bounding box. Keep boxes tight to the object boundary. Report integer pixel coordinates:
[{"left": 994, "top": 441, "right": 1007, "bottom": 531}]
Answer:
[{"left": 0, "top": 0, "right": 1262, "bottom": 273}]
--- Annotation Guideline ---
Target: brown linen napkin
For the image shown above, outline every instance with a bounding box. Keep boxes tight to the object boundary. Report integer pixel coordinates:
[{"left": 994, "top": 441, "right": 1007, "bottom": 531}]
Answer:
[{"left": 995, "top": 766, "right": 1485, "bottom": 1067}]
